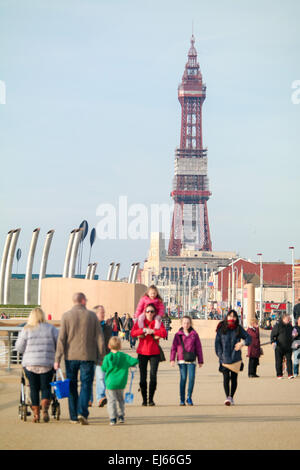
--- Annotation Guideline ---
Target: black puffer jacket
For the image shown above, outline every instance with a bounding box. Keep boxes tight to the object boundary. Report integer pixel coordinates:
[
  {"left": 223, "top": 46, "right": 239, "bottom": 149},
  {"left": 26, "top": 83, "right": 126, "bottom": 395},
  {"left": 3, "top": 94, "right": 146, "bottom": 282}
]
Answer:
[{"left": 271, "top": 319, "right": 293, "bottom": 351}]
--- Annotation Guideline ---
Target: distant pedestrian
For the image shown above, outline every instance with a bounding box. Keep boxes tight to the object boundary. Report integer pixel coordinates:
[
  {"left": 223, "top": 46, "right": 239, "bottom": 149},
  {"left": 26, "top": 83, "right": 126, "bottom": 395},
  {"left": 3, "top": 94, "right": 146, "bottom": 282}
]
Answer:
[
  {"left": 131, "top": 303, "right": 167, "bottom": 406},
  {"left": 54, "top": 293, "right": 105, "bottom": 424},
  {"left": 170, "top": 316, "right": 203, "bottom": 406},
  {"left": 292, "top": 316, "right": 300, "bottom": 377},
  {"left": 134, "top": 285, "right": 165, "bottom": 330},
  {"left": 215, "top": 310, "right": 251, "bottom": 406},
  {"left": 162, "top": 313, "right": 172, "bottom": 340},
  {"left": 123, "top": 313, "right": 134, "bottom": 342},
  {"left": 15, "top": 308, "right": 58, "bottom": 423},
  {"left": 89, "top": 305, "right": 112, "bottom": 407},
  {"left": 101, "top": 336, "right": 138, "bottom": 425},
  {"left": 111, "top": 312, "right": 123, "bottom": 337},
  {"left": 247, "top": 319, "right": 262, "bottom": 378},
  {"left": 270, "top": 313, "right": 294, "bottom": 379}
]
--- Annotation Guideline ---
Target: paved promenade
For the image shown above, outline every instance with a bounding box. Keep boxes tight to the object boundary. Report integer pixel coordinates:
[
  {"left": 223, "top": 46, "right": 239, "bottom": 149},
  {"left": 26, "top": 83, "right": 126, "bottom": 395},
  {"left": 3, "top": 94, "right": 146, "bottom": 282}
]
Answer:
[{"left": 0, "top": 330, "right": 299, "bottom": 450}]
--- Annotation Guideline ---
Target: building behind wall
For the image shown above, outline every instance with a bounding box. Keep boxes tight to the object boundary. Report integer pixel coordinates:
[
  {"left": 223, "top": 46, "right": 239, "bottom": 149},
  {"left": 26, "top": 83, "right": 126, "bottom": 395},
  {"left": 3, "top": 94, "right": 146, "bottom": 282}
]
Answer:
[{"left": 141, "top": 232, "right": 237, "bottom": 313}]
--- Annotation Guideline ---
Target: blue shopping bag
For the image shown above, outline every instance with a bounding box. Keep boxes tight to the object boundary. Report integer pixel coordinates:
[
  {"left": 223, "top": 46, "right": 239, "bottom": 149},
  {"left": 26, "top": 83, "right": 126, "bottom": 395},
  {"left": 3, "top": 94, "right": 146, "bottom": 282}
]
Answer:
[{"left": 125, "top": 368, "right": 136, "bottom": 404}]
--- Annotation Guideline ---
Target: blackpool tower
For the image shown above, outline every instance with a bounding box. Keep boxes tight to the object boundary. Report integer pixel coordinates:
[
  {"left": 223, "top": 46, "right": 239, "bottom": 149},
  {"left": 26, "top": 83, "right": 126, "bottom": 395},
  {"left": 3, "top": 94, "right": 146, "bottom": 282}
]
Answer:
[{"left": 168, "top": 35, "right": 212, "bottom": 256}]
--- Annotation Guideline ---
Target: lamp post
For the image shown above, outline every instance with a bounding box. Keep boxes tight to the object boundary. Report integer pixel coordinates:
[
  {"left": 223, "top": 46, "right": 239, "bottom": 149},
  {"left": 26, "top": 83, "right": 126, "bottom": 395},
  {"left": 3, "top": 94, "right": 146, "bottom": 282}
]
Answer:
[
  {"left": 257, "top": 253, "right": 263, "bottom": 326},
  {"left": 205, "top": 263, "right": 208, "bottom": 320},
  {"left": 182, "top": 264, "right": 186, "bottom": 316},
  {"left": 231, "top": 259, "right": 234, "bottom": 310},
  {"left": 289, "top": 246, "right": 295, "bottom": 325},
  {"left": 233, "top": 266, "right": 238, "bottom": 311}
]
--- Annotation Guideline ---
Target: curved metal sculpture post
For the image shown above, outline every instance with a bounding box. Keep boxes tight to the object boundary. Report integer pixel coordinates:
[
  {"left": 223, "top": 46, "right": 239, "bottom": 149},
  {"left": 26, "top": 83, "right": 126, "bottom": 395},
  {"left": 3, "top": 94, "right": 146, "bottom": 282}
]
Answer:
[
  {"left": 113, "top": 263, "right": 120, "bottom": 281},
  {"left": 68, "top": 228, "right": 83, "bottom": 278},
  {"left": 128, "top": 263, "right": 136, "bottom": 283},
  {"left": 0, "top": 230, "right": 14, "bottom": 304},
  {"left": 24, "top": 228, "right": 40, "bottom": 305},
  {"left": 90, "top": 262, "right": 98, "bottom": 280},
  {"left": 3, "top": 228, "right": 21, "bottom": 305},
  {"left": 85, "top": 263, "right": 92, "bottom": 280},
  {"left": 38, "top": 229, "right": 55, "bottom": 305},
  {"left": 132, "top": 262, "right": 140, "bottom": 284},
  {"left": 62, "top": 230, "right": 76, "bottom": 278},
  {"left": 107, "top": 262, "right": 115, "bottom": 281}
]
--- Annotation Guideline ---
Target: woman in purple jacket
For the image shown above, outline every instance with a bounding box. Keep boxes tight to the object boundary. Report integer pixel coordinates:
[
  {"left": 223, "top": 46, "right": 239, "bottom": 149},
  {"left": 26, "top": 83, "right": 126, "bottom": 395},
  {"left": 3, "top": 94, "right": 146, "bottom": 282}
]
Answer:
[
  {"left": 170, "top": 316, "right": 203, "bottom": 406},
  {"left": 247, "top": 319, "right": 262, "bottom": 378}
]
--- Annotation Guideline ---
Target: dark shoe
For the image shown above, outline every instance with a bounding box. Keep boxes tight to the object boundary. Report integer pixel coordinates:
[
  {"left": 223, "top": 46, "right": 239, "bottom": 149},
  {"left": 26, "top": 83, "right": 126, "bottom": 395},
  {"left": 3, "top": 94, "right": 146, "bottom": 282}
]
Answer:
[
  {"left": 78, "top": 415, "right": 89, "bottom": 425},
  {"left": 110, "top": 419, "right": 117, "bottom": 426},
  {"left": 142, "top": 401, "right": 147, "bottom": 406},
  {"left": 118, "top": 416, "right": 125, "bottom": 424},
  {"left": 180, "top": 401, "right": 186, "bottom": 406},
  {"left": 186, "top": 398, "right": 193, "bottom": 406},
  {"left": 98, "top": 397, "right": 107, "bottom": 407},
  {"left": 148, "top": 401, "right": 155, "bottom": 406}
]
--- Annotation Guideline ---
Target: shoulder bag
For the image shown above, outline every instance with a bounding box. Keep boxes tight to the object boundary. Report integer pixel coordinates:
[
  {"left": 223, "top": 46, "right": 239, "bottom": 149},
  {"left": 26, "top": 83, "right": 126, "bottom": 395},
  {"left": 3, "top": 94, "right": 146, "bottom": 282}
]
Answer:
[{"left": 179, "top": 336, "right": 196, "bottom": 363}]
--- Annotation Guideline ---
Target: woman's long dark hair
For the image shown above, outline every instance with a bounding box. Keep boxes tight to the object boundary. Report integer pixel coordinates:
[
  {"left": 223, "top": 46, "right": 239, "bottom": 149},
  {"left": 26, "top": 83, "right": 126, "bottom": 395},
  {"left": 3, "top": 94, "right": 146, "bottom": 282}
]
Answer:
[
  {"left": 145, "top": 303, "right": 158, "bottom": 315},
  {"left": 218, "top": 309, "right": 241, "bottom": 335}
]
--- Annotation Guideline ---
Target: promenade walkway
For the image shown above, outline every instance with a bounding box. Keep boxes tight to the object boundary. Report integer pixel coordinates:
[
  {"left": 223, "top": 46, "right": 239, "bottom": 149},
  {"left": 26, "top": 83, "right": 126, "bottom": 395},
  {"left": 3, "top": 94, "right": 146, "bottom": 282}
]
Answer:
[{"left": 0, "top": 330, "right": 299, "bottom": 450}]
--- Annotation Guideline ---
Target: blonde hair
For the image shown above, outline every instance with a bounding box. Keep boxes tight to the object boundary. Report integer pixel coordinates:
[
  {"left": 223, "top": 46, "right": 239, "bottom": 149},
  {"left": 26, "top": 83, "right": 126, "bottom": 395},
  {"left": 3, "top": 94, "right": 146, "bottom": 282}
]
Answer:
[
  {"left": 108, "top": 336, "right": 122, "bottom": 351},
  {"left": 25, "top": 307, "right": 46, "bottom": 330}
]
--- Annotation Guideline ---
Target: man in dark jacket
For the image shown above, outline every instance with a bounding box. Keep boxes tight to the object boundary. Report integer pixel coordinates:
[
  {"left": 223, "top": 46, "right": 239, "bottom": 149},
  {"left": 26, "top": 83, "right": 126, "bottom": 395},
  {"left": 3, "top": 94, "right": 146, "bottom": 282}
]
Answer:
[
  {"left": 271, "top": 314, "right": 294, "bottom": 378},
  {"left": 91, "top": 305, "right": 112, "bottom": 407},
  {"left": 293, "top": 299, "right": 300, "bottom": 322}
]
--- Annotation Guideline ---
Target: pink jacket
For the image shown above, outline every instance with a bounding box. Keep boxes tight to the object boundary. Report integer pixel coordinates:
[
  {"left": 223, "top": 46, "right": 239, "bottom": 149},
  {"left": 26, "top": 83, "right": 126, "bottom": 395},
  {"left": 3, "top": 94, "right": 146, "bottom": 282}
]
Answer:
[{"left": 134, "top": 295, "right": 165, "bottom": 319}]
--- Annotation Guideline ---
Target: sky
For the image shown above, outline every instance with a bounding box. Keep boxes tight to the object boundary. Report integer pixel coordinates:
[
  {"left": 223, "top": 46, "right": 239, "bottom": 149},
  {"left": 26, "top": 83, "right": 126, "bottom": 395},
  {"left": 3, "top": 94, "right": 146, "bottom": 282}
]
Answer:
[{"left": 0, "top": 0, "right": 299, "bottom": 279}]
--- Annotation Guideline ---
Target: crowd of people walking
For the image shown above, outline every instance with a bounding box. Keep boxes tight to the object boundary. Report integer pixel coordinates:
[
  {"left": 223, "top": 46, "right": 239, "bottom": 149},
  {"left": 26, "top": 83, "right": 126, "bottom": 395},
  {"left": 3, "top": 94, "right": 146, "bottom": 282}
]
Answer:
[{"left": 14, "top": 287, "right": 300, "bottom": 425}]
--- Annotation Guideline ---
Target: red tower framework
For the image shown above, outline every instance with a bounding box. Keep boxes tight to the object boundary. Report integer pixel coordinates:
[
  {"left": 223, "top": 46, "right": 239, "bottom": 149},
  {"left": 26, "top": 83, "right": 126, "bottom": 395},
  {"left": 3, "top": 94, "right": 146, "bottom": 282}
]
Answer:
[{"left": 168, "top": 35, "right": 212, "bottom": 256}]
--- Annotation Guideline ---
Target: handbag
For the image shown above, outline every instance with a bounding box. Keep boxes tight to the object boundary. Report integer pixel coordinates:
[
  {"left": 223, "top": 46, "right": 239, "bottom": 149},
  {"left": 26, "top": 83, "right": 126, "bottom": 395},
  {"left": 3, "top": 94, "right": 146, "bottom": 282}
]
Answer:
[
  {"left": 222, "top": 360, "right": 243, "bottom": 374},
  {"left": 180, "top": 336, "right": 196, "bottom": 363},
  {"left": 158, "top": 344, "right": 166, "bottom": 362}
]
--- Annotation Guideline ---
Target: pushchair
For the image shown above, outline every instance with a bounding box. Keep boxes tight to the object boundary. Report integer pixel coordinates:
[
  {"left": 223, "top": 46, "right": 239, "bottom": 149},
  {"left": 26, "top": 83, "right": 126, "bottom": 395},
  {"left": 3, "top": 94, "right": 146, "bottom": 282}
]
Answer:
[{"left": 18, "top": 369, "right": 61, "bottom": 421}]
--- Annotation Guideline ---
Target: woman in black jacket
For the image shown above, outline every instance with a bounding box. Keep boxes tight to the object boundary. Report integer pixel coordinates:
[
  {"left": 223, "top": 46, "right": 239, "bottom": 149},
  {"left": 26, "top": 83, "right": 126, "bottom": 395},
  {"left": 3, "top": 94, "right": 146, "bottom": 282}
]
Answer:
[
  {"left": 215, "top": 310, "right": 251, "bottom": 406},
  {"left": 270, "top": 314, "right": 293, "bottom": 379}
]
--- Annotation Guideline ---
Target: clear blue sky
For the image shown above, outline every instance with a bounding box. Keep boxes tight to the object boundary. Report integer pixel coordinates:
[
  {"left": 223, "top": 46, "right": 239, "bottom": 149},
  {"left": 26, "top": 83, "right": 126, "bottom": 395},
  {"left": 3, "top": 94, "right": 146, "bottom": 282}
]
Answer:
[{"left": 0, "top": 0, "right": 299, "bottom": 279}]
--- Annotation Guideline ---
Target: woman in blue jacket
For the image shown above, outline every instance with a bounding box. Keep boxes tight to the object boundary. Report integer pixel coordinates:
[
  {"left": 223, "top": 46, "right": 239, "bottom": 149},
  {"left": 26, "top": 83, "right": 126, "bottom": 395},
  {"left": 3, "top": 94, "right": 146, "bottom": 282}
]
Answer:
[{"left": 215, "top": 310, "right": 251, "bottom": 406}]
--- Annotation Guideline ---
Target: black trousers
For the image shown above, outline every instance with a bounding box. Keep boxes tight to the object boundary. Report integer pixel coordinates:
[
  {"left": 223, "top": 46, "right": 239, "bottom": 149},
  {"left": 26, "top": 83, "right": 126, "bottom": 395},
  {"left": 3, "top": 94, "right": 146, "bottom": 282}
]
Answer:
[
  {"left": 248, "top": 357, "right": 259, "bottom": 376},
  {"left": 24, "top": 368, "right": 54, "bottom": 406},
  {"left": 275, "top": 348, "right": 292, "bottom": 376},
  {"left": 222, "top": 369, "right": 238, "bottom": 398},
  {"left": 138, "top": 354, "right": 160, "bottom": 401}
]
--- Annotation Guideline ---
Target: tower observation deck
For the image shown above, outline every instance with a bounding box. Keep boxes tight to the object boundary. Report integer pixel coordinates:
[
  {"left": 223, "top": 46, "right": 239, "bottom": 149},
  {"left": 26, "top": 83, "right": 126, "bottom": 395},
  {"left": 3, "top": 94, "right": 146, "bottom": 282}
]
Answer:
[{"left": 168, "top": 35, "right": 212, "bottom": 256}]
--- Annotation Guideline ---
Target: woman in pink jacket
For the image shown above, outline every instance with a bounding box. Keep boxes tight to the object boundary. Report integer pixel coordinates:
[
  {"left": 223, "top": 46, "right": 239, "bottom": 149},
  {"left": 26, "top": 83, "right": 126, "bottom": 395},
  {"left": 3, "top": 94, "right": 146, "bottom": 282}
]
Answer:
[{"left": 134, "top": 285, "right": 165, "bottom": 330}]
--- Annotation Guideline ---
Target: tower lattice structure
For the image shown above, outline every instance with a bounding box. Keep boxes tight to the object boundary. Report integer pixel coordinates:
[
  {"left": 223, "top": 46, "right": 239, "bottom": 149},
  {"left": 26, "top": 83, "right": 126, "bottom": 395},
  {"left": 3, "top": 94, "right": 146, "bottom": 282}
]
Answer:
[{"left": 168, "top": 35, "right": 212, "bottom": 256}]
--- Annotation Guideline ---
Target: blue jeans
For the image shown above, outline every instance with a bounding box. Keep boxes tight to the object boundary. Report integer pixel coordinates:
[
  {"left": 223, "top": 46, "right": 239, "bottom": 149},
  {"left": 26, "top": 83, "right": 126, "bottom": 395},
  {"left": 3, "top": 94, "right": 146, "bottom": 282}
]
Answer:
[
  {"left": 65, "top": 360, "right": 94, "bottom": 421},
  {"left": 111, "top": 331, "right": 118, "bottom": 337},
  {"left": 90, "top": 364, "right": 106, "bottom": 403},
  {"left": 294, "top": 349, "right": 300, "bottom": 375},
  {"left": 178, "top": 363, "right": 196, "bottom": 402}
]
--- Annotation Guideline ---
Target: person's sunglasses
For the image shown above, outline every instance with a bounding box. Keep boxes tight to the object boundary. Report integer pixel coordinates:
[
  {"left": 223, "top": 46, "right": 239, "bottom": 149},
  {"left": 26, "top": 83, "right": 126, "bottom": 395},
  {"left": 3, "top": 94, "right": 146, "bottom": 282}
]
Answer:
[{"left": 146, "top": 310, "right": 155, "bottom": 313}]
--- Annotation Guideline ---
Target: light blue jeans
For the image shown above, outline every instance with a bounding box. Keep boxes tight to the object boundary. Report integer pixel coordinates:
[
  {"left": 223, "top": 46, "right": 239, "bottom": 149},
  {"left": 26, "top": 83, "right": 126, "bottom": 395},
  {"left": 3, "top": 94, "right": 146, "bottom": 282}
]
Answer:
[{"left": 90, "top": 365, "right": 106, "bottom": 403}]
